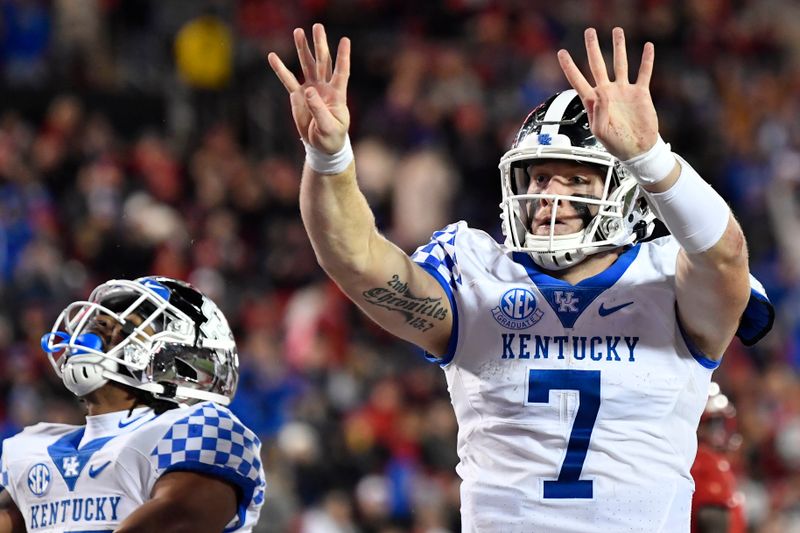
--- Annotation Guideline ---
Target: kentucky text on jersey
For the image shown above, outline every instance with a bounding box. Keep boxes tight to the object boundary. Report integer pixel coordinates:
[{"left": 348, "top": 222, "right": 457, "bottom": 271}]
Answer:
[
  {"left": 500, "top": 333, "right": 640, "bottom": 361},
  {"left": 29, "top": 495, "right": 121, "bottom": 529},
  {"left": 0, "top": 401, "right": 266, "bottom": 532}
]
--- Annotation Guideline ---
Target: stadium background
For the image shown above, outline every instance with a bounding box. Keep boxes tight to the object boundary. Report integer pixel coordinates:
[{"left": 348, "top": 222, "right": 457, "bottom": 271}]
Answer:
[{"left": 0, "top": 0, "right": 798, "bottom": 531}]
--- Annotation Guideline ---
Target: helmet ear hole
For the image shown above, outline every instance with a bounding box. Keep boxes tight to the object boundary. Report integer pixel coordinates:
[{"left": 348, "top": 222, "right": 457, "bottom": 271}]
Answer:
[{"left": 175, "top": 357, "right": 198, "bottom": 382}]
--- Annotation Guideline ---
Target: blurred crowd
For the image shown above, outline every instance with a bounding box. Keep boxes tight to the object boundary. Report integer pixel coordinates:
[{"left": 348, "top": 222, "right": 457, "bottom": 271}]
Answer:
[{"left": 0, "top": 0, "right": 799, "bottom": 531}]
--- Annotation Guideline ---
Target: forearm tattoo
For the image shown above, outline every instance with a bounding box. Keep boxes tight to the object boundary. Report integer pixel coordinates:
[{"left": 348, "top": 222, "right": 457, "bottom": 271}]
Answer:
[{"left": 362, "top": 275, "right": 448, "bottom": 332}]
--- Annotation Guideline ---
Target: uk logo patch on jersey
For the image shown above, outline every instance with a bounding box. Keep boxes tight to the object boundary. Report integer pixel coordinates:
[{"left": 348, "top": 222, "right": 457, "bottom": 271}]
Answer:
[
  {"left": 554, "top": 290, "right": 580, "bottom": 312},
  {"left": 492, "top": 288, "right": 544, "bottom": 329}
]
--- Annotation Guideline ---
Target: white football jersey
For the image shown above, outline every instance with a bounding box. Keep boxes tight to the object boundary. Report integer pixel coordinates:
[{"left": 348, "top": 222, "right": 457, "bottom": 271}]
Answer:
[
  {"left": 411, "top": 221, "right": 772, "bottom": 533},
  {"left": 0, "top": 401, "right": 266, "bottom": 532}
]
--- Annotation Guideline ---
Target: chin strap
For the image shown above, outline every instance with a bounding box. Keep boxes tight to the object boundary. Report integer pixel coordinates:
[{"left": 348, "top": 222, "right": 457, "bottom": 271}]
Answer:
[{"left": 104, "top": 372, "right": 232, "bottom": 406}]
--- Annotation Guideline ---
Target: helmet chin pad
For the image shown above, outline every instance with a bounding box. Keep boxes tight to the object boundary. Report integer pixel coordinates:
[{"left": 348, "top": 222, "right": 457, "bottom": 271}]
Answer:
[
  {"left": 40, "top": 331, "right": 116, "bottom": 397},
  {"left": 524, "top": 233, "right": 588, "bottom": 271},
  {"left": 62, "top": 356, "right": 117, "bottom": 397}
]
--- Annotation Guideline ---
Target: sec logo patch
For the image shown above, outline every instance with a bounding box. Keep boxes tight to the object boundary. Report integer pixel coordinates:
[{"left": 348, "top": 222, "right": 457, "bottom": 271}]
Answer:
[
  {"left": 492, "top": 288, "right": 544, "bottom": 329},
  {"left": 27, "top": 463, "right": 51, "bottom": 496}
]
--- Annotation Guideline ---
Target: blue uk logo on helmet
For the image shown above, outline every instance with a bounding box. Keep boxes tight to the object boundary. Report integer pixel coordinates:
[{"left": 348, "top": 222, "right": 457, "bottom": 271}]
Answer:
[{"left": 139, "top": 278, "right": 171, "bottom": 301}]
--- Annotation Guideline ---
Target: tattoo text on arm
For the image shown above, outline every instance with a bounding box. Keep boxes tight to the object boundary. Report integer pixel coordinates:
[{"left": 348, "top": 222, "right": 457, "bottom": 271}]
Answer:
[{"left": 362, "top": 275, "right": 448, "bottom": 332}]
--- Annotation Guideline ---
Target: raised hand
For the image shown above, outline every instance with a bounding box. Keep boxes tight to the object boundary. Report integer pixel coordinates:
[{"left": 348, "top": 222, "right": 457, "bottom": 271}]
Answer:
[
  {"left": 557, "top": 27, "right": 659, "bottom": 161},
  {"left": 268, "top": 24, "right": 351, "bottom": 154}
]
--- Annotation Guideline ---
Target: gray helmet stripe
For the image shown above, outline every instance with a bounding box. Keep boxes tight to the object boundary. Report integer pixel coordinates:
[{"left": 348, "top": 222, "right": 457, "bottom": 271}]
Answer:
[{"left": 540, "top": 89, "right": 579, "bottom": 137}]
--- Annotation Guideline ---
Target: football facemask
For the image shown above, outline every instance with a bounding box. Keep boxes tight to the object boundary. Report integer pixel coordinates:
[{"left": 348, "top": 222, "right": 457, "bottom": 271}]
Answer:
[
  {"left": 499, "top": 89, "right": 655, "bottom": 270},
  {"left": 42, "top": 277, "right": 238, "bottom": 406}
]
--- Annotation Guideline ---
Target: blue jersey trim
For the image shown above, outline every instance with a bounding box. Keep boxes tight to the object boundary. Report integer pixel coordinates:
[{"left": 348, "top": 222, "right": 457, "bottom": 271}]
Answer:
[
  {"left": 676, "top": 313, "right": 720, "bottom": 369},
  {"left": 512, "top": 245, "right": 641, "bottom": 328},
  {"left": 736, "top": 287, "right": 774, "bottom": 346},
  {"left": 416, "top": 263, "right": 459, "bottom": 366},
  {"left": 161, "top": 462, "right": 257, "bottom": 532},
  {"left": 46, "top": 429, "right": 115, "bottom": 492}
]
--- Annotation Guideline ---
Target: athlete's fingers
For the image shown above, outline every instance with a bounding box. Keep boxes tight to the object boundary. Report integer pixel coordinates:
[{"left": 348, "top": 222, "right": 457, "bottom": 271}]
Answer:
[
  {"left": 331, "top": 37, "right": 351, "bottom": 94},
  {"left": 294, "top": 28, "right": 317, "bottom": 83},
  {"left": 312, "top": 23, "right": 333, "bottom": 81},
  {"left": 584, "top": 28, "right": 610, "bottom": 85},
  {"left": 612, "top": 27, "right": 629, "bottom": 83},
  {"left": 304, "top": 87, "right": 339, "bottom": 136},
  {"left": 268, "top": 53, "right": 301, "bottom": 94},
  {"left": 557, "top": 49, "right": 594, "bottom": 99},
  {"left": 635, "top": 42, "right": 655, "bottom": 87}
]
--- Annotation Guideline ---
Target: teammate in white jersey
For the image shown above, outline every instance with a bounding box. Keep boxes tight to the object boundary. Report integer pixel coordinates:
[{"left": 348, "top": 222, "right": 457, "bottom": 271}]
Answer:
[
  {"left": 0, "top": 276, "right": 266, "bottom": 533},
  {"left": 268, "top": 24, "right": 773, "bottom": 532}
]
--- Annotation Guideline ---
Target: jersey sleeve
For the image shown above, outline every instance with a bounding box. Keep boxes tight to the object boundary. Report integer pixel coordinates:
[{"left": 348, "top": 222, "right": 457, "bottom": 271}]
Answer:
[
  {"left": 0, "top": 451, "right": 8, "bottom": 493},
  {"left": 150, "top": 403, "right": 266, "bottom": 531},
  {"left": 0, "top": 440, "right": 15, "bottom": 503},
  {"left": 410, "top": 221, "right": 465, "bottom": 365},
  {"left": 735, "top": 274, "right": 775, "bottom": 346}
]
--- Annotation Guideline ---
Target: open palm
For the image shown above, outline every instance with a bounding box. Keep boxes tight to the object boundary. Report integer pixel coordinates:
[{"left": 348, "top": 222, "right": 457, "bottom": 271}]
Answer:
[
  {"left": 557, "top": 28, "right": 659, "bottom": 161},
  {"left": 268, "top": 24, "right": 351, "bottom": 155}
]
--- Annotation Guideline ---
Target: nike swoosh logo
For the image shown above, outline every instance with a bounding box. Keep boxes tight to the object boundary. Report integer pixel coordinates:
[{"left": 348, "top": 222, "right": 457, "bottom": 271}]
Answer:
[
  {"left": 118, "top": 413, "right": 149, "bottom": 429},
  {"left": 88, "top": 461, "right": 111, "bottom": 478},
  {"left": 598, "top": 301, "right": 634, "bottom": 317}
]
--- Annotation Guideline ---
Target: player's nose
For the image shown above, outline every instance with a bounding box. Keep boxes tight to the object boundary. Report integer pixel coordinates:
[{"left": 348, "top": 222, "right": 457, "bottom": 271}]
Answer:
[{"left": 536, "top": 176, "right": 571, "bottom": 209}]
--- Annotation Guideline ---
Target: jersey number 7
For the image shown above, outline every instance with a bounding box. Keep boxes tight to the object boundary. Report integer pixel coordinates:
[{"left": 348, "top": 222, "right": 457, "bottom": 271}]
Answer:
[{"left": 527, "top": 369, "right": 601, "bottom": 499}]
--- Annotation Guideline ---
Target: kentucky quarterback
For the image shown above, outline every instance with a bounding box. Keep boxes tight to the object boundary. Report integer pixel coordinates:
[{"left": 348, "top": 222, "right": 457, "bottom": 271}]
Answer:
[
  {"left": 269, "top": 23, "right": 774, "bottom": 533},
  {"left": 0, "top": 277, "right": 265, "bottom": 532}
]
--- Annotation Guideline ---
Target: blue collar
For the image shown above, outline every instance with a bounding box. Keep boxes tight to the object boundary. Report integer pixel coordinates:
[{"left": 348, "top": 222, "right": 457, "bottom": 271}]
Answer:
[
  {"left": 47, "top": 428, "right": 115, "bottom": 492},
  {"left": 512, "top": 245, "right": 641, "bottom": 328}
]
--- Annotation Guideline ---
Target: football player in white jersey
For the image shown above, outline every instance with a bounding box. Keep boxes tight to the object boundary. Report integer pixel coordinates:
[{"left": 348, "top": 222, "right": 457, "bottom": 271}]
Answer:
[
  {"left": 268, "top": 24, "right": 774, "bottom": 532},
  {"left": 0, "top": 276, "right": 266, "bottom": 533}
]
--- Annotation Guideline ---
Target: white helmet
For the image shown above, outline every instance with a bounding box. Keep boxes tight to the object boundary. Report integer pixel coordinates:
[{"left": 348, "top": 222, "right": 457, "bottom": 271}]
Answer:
[
  {"left": 499, "top": 89, "right": 655, "bottom": 270},
  {"left": 42, "top": 276, "right": 239, "bottom": 406}
]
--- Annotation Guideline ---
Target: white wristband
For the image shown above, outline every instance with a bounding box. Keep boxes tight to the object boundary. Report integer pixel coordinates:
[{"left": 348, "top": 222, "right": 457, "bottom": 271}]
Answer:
[
  {"left": 303, "top": 135, "right": 354, "bottom": 175},
  {"left": 643, "top": 154, "right": 730, "bottom": 254},
  {"left": 622, "top": 136, "right": 676, "bottom": 185}
]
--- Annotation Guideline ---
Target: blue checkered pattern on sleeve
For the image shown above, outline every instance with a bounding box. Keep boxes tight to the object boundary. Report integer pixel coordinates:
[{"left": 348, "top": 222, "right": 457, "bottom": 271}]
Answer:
[
  {"left": 411, "top": 223, "right": 462, "bottom": 288},
  {"left": 151, "top": 403, "right": 262, "bottom": 483}
]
